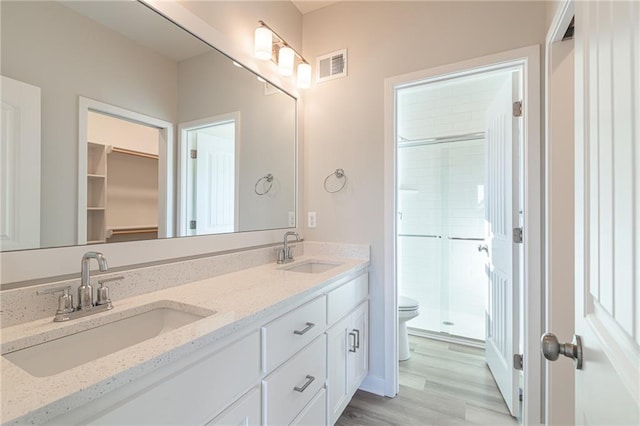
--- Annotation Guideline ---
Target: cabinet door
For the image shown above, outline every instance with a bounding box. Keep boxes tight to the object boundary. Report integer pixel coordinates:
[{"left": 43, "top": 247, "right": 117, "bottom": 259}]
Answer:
[
  {"left": 347, "top": 301, "right": 368, "bottom": 396},
  {"left": 207, "top": 387, "right": 260, "bottom": 426},
  {"left": 327, "top": 316, "right": 349, "bottom": 425},
  {"left": 291, "top": 388, "right": 327, "bottom": 426}
]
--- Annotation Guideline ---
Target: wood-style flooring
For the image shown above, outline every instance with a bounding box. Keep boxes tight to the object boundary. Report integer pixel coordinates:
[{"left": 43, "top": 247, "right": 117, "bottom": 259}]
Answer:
[{"left": 336, "top": 335, "right": 518, "bottom": 425}]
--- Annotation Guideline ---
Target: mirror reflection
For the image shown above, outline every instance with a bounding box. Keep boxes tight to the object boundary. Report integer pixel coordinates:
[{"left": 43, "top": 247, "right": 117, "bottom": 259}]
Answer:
[{"left": 0, "top": 0, "right": 296, "bottom": 252}]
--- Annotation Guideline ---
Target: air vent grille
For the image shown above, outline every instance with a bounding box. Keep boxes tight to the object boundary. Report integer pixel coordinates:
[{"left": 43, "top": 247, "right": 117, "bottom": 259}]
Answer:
[{"left": 316, "top": 49, "right": 347, "bottom": 83}]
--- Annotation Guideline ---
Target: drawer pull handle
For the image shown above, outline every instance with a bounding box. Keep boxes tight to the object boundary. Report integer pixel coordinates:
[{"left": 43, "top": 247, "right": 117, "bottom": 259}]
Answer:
[
  {"left": 353, "top": 328, "right": 361, "bottom": 349},
  {"left": 349, "top": 332, "right": 357, "bottom": 352},
  {"left": 293, "top": 322, "right": 315, "bottom": 335},
  {"left": 294, "top": 375, "right": 315, "bottom": 393}
]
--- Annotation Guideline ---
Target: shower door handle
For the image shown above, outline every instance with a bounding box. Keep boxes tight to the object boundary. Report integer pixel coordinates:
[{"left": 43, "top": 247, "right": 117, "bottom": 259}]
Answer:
[{"left": 477, "top": 244, "right": 489, "bottom": 254}]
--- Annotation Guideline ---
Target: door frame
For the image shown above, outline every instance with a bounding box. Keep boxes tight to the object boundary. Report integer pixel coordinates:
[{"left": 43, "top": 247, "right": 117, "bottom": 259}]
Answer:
[
  {"left": 77, "top": 97, "right": 175, "bottom": 242},
  {"left": 544, "top": 1, "right": 575, "bottom": 424},
  {"left": 383, "top": 45, "right": 541, "bottom": 424}
]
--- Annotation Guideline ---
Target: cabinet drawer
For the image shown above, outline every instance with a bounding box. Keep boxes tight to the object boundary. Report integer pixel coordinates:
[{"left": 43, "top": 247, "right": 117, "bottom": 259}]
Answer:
[
  {"left": 262, "top": 296, "right": 326, "bottom": 372},
  {"left": 327, "top": 273, "right": 368, "bottom": 325},
  {"left": 88, "top": 331, "right": 260, "bottom": 425},
  {"left": 263, "top": 334, "right": 327, "bottom": 426},
  {"left": 291, "top": 387, "right": 327, "bottom": 426},
  {"left": 207, "top": 386, "right": 260, "bottom": 426}
]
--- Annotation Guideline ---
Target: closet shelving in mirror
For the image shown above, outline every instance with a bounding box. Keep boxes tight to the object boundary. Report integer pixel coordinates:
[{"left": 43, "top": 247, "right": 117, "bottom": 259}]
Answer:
[{"left": 86, "top": 142, "right": 107, "bottom": 244}]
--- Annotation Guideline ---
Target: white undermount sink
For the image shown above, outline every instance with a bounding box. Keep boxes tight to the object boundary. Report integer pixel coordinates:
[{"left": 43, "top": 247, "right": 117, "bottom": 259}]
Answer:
[
  {"left": 281, "top": 260, "right": 342, "bottom": 274},
  {"left": 3, "top": 301, "right": 214, "bottom": 377}
]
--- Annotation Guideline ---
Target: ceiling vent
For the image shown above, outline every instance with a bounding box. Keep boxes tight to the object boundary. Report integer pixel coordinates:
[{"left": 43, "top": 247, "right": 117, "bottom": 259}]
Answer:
[{"left": 316, "top": 49, "right": 347, "bottom": 83}]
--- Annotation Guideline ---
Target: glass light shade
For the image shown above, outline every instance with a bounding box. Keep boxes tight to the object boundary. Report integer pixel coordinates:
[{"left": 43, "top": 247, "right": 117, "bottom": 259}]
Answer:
[
  {"left": 254, "top": 27, "right": 273, "bottom": 61},
  {"left": 278, "top": 46, "right": 294, "bottom": 76},
  {"left": 297, "top": 63, "right": 312, "bottom": 89}
]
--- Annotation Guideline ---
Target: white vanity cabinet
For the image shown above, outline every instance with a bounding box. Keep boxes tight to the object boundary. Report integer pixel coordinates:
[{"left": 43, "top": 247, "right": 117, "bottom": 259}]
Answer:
[
  {"left": 326, "top": 273, "right": 369, "bottom": 425},
  {"left": 45, "top": 269, "right": 368, "bottom": 426},
  {"left": 83, "top": 331, "right": 261, "bottom": 425}
]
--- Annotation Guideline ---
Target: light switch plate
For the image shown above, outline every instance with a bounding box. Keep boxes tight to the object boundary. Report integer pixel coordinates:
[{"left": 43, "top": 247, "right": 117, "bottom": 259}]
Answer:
[{"left": 308, "top": 212, "right": 317, "bottom": 228}]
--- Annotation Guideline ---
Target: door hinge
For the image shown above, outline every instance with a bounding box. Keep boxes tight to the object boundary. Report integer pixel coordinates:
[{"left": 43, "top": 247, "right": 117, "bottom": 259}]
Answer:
[
  {"left": 513, "top": 100, "right": 523, "bottom": 117},
  {"left": 513, "top": 353, "right": 523, "bottom": 371},
  {"left": 189, "top": 220, "right": 196, "bottom": 230},
  {"left": 513, "top": 227, "right": 523, "bottom": 244},
  {"left": 190, "top": 149, "right": 197, "bottom": 159}
]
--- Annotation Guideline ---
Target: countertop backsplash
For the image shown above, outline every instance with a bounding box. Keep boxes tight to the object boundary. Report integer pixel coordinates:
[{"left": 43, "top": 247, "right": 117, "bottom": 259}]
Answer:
[{"left": 0, "top": 242, "right": 368, "bottom": 328}]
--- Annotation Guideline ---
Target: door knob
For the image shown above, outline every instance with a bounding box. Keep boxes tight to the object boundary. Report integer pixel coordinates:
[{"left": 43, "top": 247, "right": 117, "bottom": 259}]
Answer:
[
  {"left": 541, "top": 333, "right": 583, "bottom": 369},
  {"left": 477, "top": 244, "right": 489, "bottom": 254}
]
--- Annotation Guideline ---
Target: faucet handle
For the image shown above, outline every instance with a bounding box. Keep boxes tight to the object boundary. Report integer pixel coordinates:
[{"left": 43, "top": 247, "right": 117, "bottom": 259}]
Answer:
[
  {"left": 96, "top": 276, "right": 122, "bottom": 308},
  {"left": 37, "top": 285, "right": 74, "bottom": 316}
]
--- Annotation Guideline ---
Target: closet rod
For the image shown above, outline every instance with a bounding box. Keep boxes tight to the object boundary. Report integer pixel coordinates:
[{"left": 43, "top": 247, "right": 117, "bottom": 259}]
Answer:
[
  {"left": 109, "top": 146, "right": 159, "bottom": 160},
  {"left": 398, "top": 131, "right": 485, "bottom": 147},
  {"left": 108, "top": 226, "right": 158, "bottom": 236}
]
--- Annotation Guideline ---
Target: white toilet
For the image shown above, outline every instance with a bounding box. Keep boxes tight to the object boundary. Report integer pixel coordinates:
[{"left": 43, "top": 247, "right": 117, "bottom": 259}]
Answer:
[{"left": 398, "top": 295, "right": 420, "bottom": 361}]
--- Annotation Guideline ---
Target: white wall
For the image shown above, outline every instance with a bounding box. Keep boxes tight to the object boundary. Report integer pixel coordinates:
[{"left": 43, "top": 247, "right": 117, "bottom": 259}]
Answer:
[
  {"left": 302, "top": 0, "right": 547, "bottom": 391},
  {"left": 177, "top": 51, "right": 296, "bottom": 232},
  {"left": 179, "top": 1, "right": 303, "bottom": 93}
]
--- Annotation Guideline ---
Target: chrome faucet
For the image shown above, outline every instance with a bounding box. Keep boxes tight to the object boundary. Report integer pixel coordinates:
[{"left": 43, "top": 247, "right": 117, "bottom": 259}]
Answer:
[
  {"left": 78, "top": 251, "right": 108, "bottom": 310},
  {"left": 278, "top": 231, "right": 300, "bottom": 264},
  {"left": 37, "top": 252, "right": 121, "bottom": 322}
]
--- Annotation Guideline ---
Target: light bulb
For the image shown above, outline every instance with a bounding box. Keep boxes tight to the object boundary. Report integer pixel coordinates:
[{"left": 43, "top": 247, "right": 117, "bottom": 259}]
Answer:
[
  {"left": 254, "top": 27, "right": 272, "bottom": 61},
  {"left": 297, "top": 62, "right": 312, "bottom": 89},
  {"left": 278, "top": 46, "right": 294, "bottom": 76}
]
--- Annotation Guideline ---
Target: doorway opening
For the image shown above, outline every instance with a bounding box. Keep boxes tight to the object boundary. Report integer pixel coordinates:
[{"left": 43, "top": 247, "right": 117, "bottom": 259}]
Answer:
[
  {"left": 177, "top": 112, "right": 240, "bottom": 237},
  {"left": 384, "top": 45, "right": 541, "bottom": 425},
  {"left": 395, "top": 67, "right": 524, "bottom": 420},
  {"left": 77, "top": 97, "right": 175, "bottom": 245}
]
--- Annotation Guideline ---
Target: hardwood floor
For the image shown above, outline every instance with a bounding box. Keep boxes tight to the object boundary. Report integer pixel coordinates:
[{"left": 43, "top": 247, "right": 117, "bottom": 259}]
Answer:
[{"left": 336, "top": 335, "right": 518, "bottom": 425}]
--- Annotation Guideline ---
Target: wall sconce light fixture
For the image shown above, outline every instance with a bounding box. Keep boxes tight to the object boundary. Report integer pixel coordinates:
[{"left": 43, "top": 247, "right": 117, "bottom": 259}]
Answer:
[{"left": 254, "top": 20, "right": 311, "bottom": 89}]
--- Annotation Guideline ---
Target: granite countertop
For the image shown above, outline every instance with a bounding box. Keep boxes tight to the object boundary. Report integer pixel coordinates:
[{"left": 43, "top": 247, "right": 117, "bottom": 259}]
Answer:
[{"left": 0, "top": 255, "right": 369, "bottom": 425}]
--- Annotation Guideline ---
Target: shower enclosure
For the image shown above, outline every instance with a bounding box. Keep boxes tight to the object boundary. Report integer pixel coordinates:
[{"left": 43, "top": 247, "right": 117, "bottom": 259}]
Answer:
[{"left": 397, "top": 134, "right": 486, "bottom": 342}]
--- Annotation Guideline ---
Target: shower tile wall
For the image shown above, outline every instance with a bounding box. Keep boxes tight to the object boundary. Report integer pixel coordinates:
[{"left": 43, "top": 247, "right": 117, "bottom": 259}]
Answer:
[
  {"left": 397, "top": 73, "right": 510, "bottom": 141},
  {"left": 398, "top": 141, "right": 486, "bottom": 340}
]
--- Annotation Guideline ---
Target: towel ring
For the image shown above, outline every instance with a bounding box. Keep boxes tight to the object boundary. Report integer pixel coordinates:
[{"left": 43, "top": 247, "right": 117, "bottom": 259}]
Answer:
[
  {"left": 254, "top": 173, "right": 274, "bottom": 195},
  {"left": 324, "top": 168, "right": 347, "bottom": 193}
]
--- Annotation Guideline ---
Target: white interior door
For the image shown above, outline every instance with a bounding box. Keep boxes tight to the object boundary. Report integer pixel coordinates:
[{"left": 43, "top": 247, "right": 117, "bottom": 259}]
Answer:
[
  {"left": 484, "top": 72, "right": 521, "bottom": 417},
  {"left": 193, "top": 131, "right": 235, "bottom": 235},
  {"left": 572, "top": 1, "right": 640, "bottom": 423},
  {"left": 0, "top": 75, "right": 41, "bottom": 251}
]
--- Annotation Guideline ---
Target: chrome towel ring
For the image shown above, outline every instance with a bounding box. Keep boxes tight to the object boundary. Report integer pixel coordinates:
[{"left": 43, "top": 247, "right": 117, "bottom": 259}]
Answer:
[
  {"left": 324, "top": 168, "right": 347, "bottom": 193},
  {"left": 254, "top": 173, "right": 274, "bottom": 195}
]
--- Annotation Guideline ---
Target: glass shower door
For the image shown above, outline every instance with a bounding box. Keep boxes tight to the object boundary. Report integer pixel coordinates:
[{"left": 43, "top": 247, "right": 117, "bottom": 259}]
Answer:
[{"left": 398, "top": 139, "right": 486, "bottom": 342}]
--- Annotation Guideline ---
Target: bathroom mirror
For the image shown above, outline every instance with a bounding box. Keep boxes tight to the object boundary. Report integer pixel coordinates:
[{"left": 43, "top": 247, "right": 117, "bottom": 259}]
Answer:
[{"left": 0, "top": 0, "right": 296, "bottom": 252}]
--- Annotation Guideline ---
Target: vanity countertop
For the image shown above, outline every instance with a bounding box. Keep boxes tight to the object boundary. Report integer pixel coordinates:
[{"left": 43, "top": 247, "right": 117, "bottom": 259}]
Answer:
[{"left": 0, "top": 255, "right": 369, "bottom": 425}]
